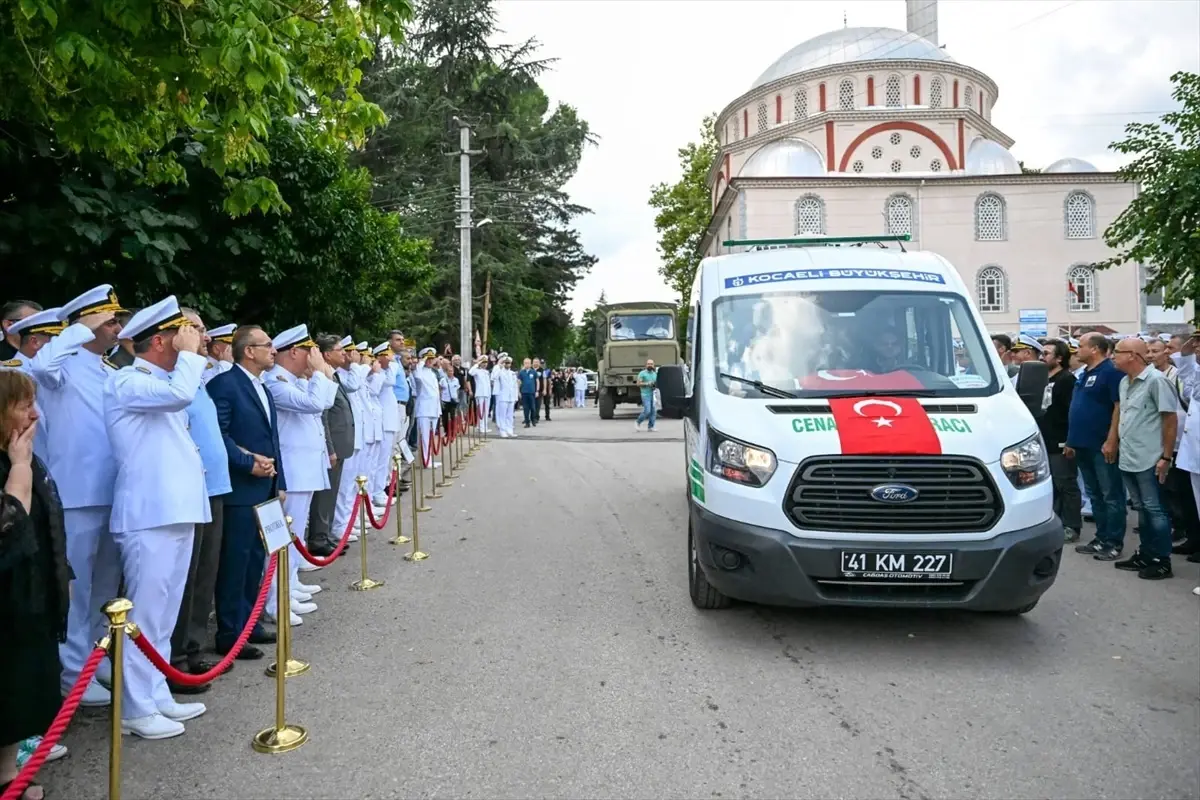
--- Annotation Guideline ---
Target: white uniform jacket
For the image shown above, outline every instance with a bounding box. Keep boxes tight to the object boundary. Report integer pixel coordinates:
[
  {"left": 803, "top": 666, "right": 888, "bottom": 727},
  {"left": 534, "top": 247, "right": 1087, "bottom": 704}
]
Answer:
[
  {"left": 104, "top": 352, "right": 210, "bottom": 532},
  {"left": 378, "top": 361, "right": 401, "bottom": 433},
  {"left": 470, "top": 366, "right": 492, "bottom": 399},
  {"left": 413, "top": 363, "right": 442, "bottom": 418},
  {"left": 202, "top": 358, "right": 233, "bottom": 385},
  {"left": 493, "top": 367, "right": 518, "bottom": 402},
  {"left": 30, "top": 322, "right": 120, "bottom": 509},
  {"left": 1175, "top": 353, "right": 1199, "bottom": 474},
  {"left": 1, "top": 352, "right": 51, "bottom": 464},
  {"left": 265, "top": 366, "right": 338, "bottom": 493}
]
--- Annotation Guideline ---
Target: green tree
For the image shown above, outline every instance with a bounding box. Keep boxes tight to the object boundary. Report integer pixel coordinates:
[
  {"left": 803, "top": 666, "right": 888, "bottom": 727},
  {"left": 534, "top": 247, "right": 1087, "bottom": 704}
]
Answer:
[
  {"left": 356, "top": 0, "right": 596, "bottom": 355},
  {"left": 1095, "top": 71, "right": 1200, "bottom": 314},
  {"left": 1018, "top": 160, "right": 1041, "bottom": 174},
  {"left": 648, "top": 113, "right": 718, "bottom": 304},
  {"left": 1, "top": 0, "right": 413, "bottom": 213},
  {"left": 0, "top": 119, "right": 433, "bottom": 335}
]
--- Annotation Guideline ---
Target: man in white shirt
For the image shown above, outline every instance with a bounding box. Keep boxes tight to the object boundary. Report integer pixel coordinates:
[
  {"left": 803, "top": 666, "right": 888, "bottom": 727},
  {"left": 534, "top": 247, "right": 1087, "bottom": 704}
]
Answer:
[{"left": 469, "top": 355, "right": 492, "bottom": 433}]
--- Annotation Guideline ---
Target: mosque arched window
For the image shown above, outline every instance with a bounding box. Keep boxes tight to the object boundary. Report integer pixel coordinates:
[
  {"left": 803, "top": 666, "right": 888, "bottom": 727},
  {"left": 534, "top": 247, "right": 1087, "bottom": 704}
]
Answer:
[
  {"left": 1064, "top": 191, "right": 1095, "bottom": 239},
  {"left": 794, "top": 195, "right": 826, "bottom": 235},
  {"left": 756, "top": 102, "right": 769, "bottom": 133},
  {"left": 963, "top": 84, "right": 975, "bottom": 110},
  {"left": 885, "top": 193, "right": 915, "bottom": 237},
  {"left": 974, "top": 192, "right": 1006, "bottom": 241},
  {"left": 1067, "top": 265, "right": 1097, "bottom": 312},
  {"left": 885, "top": 75, "right": 903, "bottom": 107},
  {"left": 929, "top": 77, "right": 944, "bottom": 108},
  {"left": 793, "top": 88, "right": 808, "bottom": 120},
  {"left": 976, "top": 266, "right": 1007, "bottom": 312},
  {"left": 838, "top": 79, "right": 855, "bottom": 110}
]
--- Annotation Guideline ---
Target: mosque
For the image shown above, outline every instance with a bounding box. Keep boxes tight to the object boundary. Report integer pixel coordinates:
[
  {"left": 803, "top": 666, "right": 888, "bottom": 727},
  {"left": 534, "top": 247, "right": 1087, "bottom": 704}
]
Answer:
[{"left": 699, "top": 0, "right": 1192, "bottom": 336}]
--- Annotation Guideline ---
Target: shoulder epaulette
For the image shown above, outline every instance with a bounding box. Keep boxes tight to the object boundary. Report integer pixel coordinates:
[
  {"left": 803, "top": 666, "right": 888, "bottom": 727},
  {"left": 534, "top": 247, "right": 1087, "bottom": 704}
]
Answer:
[
  {"left": 276, "top": 375, "right": 288, "bottom": 382},
  {"left": 102, "top": 356, "right": 119, "bottom": 370},
  {"left": 135, "top": 366, "right": 151, "bottom": 374},
  {"left": 0, "top": 359, "right": 21, "bottom": 368},
  {"left": 205, "top": 362, "right": 214, "bottom": 370}
]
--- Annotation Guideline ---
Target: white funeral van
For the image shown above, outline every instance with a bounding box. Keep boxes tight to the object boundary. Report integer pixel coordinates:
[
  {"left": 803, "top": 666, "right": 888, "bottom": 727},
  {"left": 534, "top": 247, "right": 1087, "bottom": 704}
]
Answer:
[{"left": 660, "top": 235, "right": 1064, "bottom": 615}]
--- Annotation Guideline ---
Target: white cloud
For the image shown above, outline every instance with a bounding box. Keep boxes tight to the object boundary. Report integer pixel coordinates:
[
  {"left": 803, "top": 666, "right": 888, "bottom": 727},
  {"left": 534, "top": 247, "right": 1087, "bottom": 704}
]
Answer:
[{"left": 491, "top": 0, "right": 1200, "bottom": 321}]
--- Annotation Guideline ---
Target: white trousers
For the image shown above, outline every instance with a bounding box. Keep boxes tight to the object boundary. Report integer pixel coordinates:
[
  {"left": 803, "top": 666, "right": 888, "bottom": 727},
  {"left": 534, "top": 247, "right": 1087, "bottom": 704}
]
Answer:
[
  {"left": 61, "top": 506, "right": 123, "bottom": 690},
  {"left": 114, "top": 522, "right": 194, "bottom": 719},
  {"left": 475, "top": 397, "right": 491, "bottom": 432},
  {"left": 394, "top": 406, "right": 414, "bottom": 464},
  {"left": 266, "top": 491, "right": 313, "bottom": 615},
  {"left": 574, "top": 388, "right": 586, "bottom": 406},
  {"left": 374, "top": 430, "right": 396, "bottom": 498},
  {"left": 498, "top": 399, "right": 515, "bottom": 435},
  {"left": 332, "top": 449, "right": 363, "bottom": 542},
  {"left": 417, "top": 415, "right": 439, "bottom": 465}
]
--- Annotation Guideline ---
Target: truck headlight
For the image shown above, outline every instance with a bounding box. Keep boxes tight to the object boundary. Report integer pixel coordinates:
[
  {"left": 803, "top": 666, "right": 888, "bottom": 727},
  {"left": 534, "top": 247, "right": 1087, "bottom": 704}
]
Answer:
[
  {"left": 708, "top": 427, "right": 777, "bottom": 487},
  {"left": 1000, "top": 433, "right": 1050, "bottom": 489}
]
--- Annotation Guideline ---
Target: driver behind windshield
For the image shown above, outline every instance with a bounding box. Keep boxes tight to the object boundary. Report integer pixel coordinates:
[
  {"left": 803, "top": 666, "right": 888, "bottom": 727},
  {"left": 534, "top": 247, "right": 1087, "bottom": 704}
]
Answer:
[{"left": 869, "top": 327, "right": 905, "bottom": 373}]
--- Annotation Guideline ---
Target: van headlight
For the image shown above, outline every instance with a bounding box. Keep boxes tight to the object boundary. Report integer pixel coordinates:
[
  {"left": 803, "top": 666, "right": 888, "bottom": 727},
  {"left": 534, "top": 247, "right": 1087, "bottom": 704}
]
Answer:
[
  {"left": 1000, "top": 433, "right": 1050, "bottom": 488},
  {"left": 708, "top": 427, "right": 777, "bottom": 487}
]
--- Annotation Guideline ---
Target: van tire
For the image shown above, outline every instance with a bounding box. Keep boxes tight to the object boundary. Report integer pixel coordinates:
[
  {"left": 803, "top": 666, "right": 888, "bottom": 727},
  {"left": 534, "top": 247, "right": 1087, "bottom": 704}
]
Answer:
[
  {"left": 994, "top": 599, "right": 1039, "bottom": 616},
  {"left": 689, "top": 520, "right": 732, "bottom": 610},
  {"left": 598, "top": 390, "right": 614, "bottom": 419}
]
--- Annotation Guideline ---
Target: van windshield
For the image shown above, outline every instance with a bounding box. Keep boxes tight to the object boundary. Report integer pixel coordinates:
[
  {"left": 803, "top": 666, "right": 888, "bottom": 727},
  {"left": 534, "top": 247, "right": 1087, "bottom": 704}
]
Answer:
[
  {"left": 610, "top": 313, "right": 674, "bottom": 341},
  {"left": 712, "top": 290, "right": 999, "bottom": 398}
]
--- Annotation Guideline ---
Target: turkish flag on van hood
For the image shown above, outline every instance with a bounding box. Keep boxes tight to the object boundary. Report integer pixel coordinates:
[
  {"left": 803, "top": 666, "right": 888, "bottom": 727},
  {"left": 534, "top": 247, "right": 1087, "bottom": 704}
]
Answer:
[{"left": 827, "top": 396, "right": 943, "bottom": 455}]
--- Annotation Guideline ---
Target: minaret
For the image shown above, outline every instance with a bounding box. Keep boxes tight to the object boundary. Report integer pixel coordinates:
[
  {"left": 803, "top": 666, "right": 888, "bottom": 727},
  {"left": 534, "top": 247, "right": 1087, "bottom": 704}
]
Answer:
[{"left": 906, "top": 0, "right": 939, "bottom": 45}]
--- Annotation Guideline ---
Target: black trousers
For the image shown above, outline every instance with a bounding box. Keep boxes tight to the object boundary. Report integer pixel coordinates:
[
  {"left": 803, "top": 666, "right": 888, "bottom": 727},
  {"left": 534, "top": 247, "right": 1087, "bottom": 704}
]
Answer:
[
  {"left": 1049, "top": 453, "right": 1082, "bottom": 531},
  {"left": 172, "top": 495, "right": 225, "bottom": 661},
  {"left": 1163, "top": 465, "right": 1200, "bottom": 543},
  {"left": 542, "top": 393, "right": 552, "bottom": 419},
  {"left": 308, "top": 457, "right": 344, "bottom": 546}
]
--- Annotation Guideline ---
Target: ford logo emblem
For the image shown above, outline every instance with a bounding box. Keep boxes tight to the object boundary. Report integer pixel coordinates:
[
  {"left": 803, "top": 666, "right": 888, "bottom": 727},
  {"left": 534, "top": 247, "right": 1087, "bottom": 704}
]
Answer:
[{"left": 870, "top": 484, "right": 920, "bottom": 503}]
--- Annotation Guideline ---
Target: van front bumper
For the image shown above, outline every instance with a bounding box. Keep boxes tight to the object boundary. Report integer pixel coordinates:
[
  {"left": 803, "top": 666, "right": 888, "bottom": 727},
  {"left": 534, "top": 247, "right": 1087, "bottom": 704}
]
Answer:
[{"left": 690, "top": 503, "right": 1064, "bottom": 611}]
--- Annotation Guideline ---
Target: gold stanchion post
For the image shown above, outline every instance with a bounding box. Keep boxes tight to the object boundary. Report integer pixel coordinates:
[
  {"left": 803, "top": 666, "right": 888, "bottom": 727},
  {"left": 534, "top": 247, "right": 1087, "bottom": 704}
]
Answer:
[
  {"left": 103, "top": 598, "right": 132, "bottom": 800},
  {"left": 252, "top": 553, "right": 308, "bottom": 754},
  {"left": 437, "top": 425, "right": 453, "bottom": 487},
  {"left": 405, "top": 472, "right": 429, "bottom": 561},
  {"left": 268, "top": 516, "right": 310, "bottom": 678},
  {"left": 416, "top": 444, "right": 433, "bottom": 511},
  {"left": 389, "top": 454, "right": 411, "bottom": 545},
  {"left": 449, "top": 417, "right": 462, "bottom": 477},
  {"left": 425, "top": 428, "right": 444, "bottom": 499},
  {"left": 350, "top": 476, "right": 383, "bottom": 591}
]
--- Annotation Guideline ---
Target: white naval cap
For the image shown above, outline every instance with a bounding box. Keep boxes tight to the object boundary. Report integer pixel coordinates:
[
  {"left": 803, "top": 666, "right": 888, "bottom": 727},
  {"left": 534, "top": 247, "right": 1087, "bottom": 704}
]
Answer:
[
  {"left": 59, "top": 284, "right": 127, "bottom": 324},
  {"left": 354, "top": 340, "right": 370, "bottom": 352},
  {"left": 418, "top": 346, "right": 437, "bottom": 358},
  {"left": 372, "top": 342, "right": 390, "bottom": 356},
  {"left": 497, "top": 351, "right": 509, "bottom": 360},
  {"left": 272, "top": 324, "right": 316, "bottom": 351},
  {"left": 208, "top": 323, "right": 237, "bottom": 343},
  {"left": 1158, "top": 333, "right": 1172, "bottom": 342},
  {"left": 337, "top": 335, "right": 353, "bottom": 349},
  {"left": 120, "top": 295, "right": 189, "bottom": 343},
  {"left": 1067, "top": 337, "right": 1080, "bottom": 351},
  {"left": 10, "top": 307, "right": 65, "bottom": 337},
  {"left": 1010, "top": 333, "right": 1043, "bottom": 354}
]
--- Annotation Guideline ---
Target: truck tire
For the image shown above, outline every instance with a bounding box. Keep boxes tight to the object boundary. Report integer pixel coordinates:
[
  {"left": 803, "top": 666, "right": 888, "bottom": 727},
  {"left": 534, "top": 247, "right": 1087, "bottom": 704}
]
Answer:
[
  {"left": 598, "top": 389, "right": 614, "bottom": 419},
  {"left": 689, "top": 520, "right": 732, "bottom": 610}
]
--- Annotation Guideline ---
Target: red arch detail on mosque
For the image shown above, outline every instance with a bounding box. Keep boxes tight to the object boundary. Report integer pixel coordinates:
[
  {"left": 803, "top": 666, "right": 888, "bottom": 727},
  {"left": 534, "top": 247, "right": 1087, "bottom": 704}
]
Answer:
[{"left": 837, "top": 121, "right": 959, "bottom": 173}]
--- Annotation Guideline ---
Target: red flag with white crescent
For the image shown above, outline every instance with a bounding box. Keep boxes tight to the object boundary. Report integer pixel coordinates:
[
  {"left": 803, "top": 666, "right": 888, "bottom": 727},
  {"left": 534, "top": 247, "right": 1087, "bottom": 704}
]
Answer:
[
  {"left": 798, "top": 370, "right": 926, "bottom": 391},
  {"left": 827, "top": 396, "right": 943, "bottom": 455}
]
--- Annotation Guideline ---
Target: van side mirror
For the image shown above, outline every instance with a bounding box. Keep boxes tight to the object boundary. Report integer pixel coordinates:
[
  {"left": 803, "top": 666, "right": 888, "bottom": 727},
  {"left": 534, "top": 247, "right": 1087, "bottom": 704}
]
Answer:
[
  {"left": 655, "top": 364, "right": 689, "bottom": 416},
  {"left": 1015, "top": 360, "right": 1049, "bottom": 419}
]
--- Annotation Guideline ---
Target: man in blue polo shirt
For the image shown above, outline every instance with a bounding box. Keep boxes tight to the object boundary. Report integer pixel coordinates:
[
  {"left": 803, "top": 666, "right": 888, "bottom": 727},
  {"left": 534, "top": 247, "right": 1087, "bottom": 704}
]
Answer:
[
  {"left": 1065, "top": 333, "right": 1127, "bottom": 559},
  {"left": 517, "top": 357, "right": 539, "bottom": 427}
]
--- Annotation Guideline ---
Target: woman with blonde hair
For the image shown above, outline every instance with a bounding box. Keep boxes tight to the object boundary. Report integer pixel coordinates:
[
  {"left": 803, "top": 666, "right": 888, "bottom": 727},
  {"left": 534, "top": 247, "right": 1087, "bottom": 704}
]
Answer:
[{"left": 0, "top": 371, "right": 73, "bottom": 800}]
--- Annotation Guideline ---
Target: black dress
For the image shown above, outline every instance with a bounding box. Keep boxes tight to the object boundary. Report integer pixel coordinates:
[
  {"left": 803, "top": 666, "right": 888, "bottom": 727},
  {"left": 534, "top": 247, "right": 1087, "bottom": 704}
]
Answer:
[{"left": 0, "top": 453, "right": 72, "bottom": 746}]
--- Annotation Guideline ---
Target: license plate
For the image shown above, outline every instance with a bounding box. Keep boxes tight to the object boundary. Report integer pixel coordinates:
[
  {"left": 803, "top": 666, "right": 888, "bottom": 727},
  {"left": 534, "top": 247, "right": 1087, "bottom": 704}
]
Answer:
[{"left": 840, "top": 551, "right": 953, "bottom": 580}]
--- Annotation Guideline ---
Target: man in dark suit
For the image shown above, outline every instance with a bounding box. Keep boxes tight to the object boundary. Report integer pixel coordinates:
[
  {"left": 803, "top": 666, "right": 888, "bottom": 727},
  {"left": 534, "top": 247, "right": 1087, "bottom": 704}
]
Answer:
[
  {"left": 308, "top": 333, "right": 355, "bottom": 556},
  {"left": 207, "top": 325, "right": 287, "bottom": 661}
]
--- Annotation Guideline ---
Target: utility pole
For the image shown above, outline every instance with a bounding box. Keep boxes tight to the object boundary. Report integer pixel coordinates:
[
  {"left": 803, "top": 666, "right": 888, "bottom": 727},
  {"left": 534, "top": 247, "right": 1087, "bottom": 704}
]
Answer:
[
  {"left": 453, "top": 116, "right": 482, "bottom": 359},
  {"left": 481, "top": 270, "right": 492, "bottom": 354}
]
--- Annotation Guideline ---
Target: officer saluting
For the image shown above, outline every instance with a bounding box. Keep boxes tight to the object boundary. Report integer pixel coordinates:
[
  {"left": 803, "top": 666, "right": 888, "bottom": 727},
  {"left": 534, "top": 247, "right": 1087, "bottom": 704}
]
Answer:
[
  {"left": 104, "top": 295, "right": 210, "bottom": 740},
  {"left": 30, "top": 284, "right": 127, "bottom": 708},
  {"left": 1, "top": 307, "right": 65, "bottom": 463},
  {"left": 203, "top": 323, "right": 237, "bottom": 384}
]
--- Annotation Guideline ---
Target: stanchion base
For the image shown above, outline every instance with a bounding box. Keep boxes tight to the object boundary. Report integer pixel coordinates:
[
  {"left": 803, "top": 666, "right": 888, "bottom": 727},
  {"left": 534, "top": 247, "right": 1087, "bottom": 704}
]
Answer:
[
  {"left": 436, "top": 478, "right": 454, "bottom": 487},
  {"left": 252, "top": 723, "right": 308, "bottom": 754},
  {"left": 404, "top": 551, "right": 430, "bottom": 562},
  {"left": 389, "top": 535, "right": 412, "bottom": 545},
  {"left": 266, "top": 658, "right": 311, "bottom": 678},
  {"left": 350, "top": 577, "right": 384, "bottom": 591},
  {"left": 416, "top": 504, "right": 432, "bottom": 512}
]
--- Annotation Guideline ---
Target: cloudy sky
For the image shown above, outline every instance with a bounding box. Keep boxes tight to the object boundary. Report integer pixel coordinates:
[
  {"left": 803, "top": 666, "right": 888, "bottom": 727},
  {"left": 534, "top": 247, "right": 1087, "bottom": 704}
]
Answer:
[{"left": 490, "top": 0, "right": 1200, "bottom": 320}]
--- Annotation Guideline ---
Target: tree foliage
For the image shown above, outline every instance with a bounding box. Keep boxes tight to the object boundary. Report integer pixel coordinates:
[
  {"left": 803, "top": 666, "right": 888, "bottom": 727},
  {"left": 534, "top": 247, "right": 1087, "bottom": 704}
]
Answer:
[
  {"left": 355, "top": 0, "right": 596, "bottom": 358},
  {"left": 1, "top": 0, "right": 413, "bottom": 213},
  {"left": 648, "top": 113, "right": 718, "bottom": 304},
  {"left": 1096, "top": 71, "right": 1200, "bottom": 314},
  {"left": 0, "top": 119, "right": 432, "bottom": 335}
]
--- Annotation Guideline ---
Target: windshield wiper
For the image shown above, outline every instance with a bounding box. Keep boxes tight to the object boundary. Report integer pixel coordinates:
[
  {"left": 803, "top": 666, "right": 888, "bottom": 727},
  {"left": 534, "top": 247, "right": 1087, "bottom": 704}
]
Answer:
[
  {"left": 820, "top": 389, "right": 939, "bottom": 398},
  {"left": 719, "top": 372, "right": 799, "bottom": 399}
]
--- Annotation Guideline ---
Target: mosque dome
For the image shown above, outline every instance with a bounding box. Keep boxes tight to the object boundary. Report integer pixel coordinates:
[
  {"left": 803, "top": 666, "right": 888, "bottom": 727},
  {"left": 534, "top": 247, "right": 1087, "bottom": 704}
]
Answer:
[
  {"left": 964, "top": 137, "right": 1021, "bottom": 176},
  {"left": 750, "top": 27, "right": 955, "bottom": 90},
  {"left": 739, "top": 139, "right": 826, "bottom": 178},
  {"left": 1044, "top": 157, "right": 1099, "bottom": 173}
]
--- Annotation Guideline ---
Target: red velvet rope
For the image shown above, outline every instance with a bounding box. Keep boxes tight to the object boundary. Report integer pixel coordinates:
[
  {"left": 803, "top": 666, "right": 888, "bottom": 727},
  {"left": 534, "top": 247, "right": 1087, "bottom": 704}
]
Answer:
[
  {"left": 1, "top": 645, "right": 107, "bottom": 800},
  {"left": 364, "top": 470, "right": 398, "bottom": 529},
  {"left": 130, "top": 555, "right": 278, "bottom": 687},
  {"left": 293, "top": 493, "right": 363, "bottom": 566}
]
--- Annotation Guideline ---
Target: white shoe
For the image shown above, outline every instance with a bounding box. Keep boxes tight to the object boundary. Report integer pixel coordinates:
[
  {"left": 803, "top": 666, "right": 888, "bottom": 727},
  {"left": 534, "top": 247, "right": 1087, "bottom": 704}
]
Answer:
[
  {"left": 347, "top": 533, "right": 360, "bottom": 542},
  {"left": 1193, "top": 586, "right": 1199, "bottom": 596},
  {"left": 292, "top": 600, "right": 317, "bottom": 615},
  {"left": 372, "top": 494, "right": 388, "bottom": 507},
  {"left": 372, "top": 505, "right": 388, "bottom": 518},
  {"left": 158, "top": 699, "right": 206, "bottom": 722},
  {"left": 635, "top": 420, "right": 643, "bottom": 431},
  {"left": 433, "top": 461, "right": 442, "bottom": 468},
  {"left": 295, "top": 582, "right": 322, "bottom": 595},
  {"left": 291, "top": 590, "right": 312, "bottom": 604},
  {"left": 47, "top": 743, "right": 68, "bottom": 762},
  {"left": 264, "top": 609, "right": 304, "bottom": 627},
  {"left": 298, "top": 560, "right": 322, "bottom": 572},
  {"left": 94, "top": 657, "right": 113, "bottom": 688},
  {"left": 71, "top": 680, "right": 111, "bottom": 708},
  {"left": 122, "top": 713, "right": 185, "bottom": 740}
]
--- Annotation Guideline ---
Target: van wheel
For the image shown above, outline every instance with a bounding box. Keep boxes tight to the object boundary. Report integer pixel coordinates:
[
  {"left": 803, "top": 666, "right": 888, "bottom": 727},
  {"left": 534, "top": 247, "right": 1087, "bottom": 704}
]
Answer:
[
  {"left": 689, "top": 521, "right": 732, "bottom": 610},
  {"left": 598, "top": 390, "right": 614, "bottom": 419},
  {"left": 994, "top": 599, "right": 1039, "bottom": 616}
]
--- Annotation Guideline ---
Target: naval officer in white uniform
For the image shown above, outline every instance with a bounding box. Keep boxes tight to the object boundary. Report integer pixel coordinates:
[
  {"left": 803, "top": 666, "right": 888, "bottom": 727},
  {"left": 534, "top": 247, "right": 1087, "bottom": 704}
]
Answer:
[
  {"left": 469, "top": 355, "right": 492, "bottom": 434},
  {"left": 30, "top": 285, "right": 127, "bottom": 707},
  {"left": 1, "top": 307, "right": 65, "bottom": 463},
  {"left": 202, "top": 323, "right": 237, "bottom": 384},
  {"left": 413, "top": 347, "right": 443, "bottom": 467},
  {"left": 264, "top": 325, "right": 338, "bottom": 621},
  {"left": 104, "top": 295, "right": 210, "bottom": 739},
  {"left": 492, "top": 353, "right": 518, "bottom": 438},
  {"left": 371, "top": 342, "right": 400, "bottom": 506}
]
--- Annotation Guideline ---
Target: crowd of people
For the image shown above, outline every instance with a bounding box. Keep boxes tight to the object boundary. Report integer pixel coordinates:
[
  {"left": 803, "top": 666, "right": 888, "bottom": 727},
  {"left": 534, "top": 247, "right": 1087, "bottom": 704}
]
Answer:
[
  {"left": 0, "top": 286, "right": 550, "bottom": 799},
  {"left": 991, "top": 329, "right": 1199, "bottom": 594}
]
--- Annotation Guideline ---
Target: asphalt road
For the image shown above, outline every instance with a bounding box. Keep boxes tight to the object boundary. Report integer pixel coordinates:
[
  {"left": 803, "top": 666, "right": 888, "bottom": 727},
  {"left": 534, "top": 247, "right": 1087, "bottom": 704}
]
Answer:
[{"left": 42, "top": 404, "right": 1200, "bottom": 800}]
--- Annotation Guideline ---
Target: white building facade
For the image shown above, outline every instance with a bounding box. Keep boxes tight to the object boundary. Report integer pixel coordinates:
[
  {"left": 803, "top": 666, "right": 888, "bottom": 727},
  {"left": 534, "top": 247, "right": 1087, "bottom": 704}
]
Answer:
[{"left": 699, "top": 11, "right": 1187, "bottom": 336}]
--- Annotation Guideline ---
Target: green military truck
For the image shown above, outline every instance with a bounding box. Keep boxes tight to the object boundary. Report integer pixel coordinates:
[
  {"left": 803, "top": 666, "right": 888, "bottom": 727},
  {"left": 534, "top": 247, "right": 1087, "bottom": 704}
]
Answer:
[{"left": 595, "top": 301, "right": 681, "bottom": 419}]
